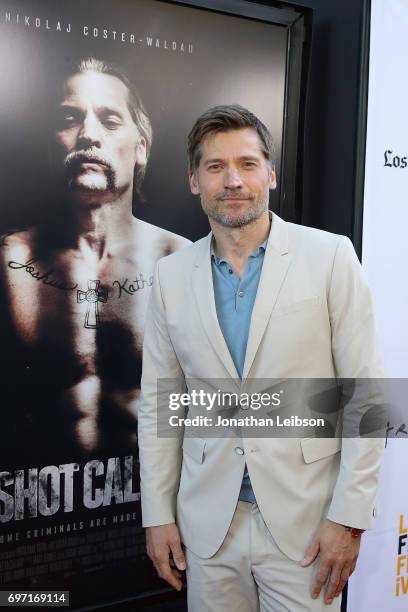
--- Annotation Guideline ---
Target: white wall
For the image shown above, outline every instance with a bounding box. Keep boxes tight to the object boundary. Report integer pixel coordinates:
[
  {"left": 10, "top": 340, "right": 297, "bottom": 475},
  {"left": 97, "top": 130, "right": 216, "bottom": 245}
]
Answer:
[{"left": 347, "top": 0, "right": 408, "bottom": 609}]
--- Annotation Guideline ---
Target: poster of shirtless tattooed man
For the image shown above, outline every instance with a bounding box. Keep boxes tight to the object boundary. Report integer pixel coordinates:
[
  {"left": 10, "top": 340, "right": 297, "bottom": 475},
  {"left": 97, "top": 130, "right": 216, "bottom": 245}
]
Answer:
[{"left": 0, "top": 0, "right": 287, "bottom": 605}]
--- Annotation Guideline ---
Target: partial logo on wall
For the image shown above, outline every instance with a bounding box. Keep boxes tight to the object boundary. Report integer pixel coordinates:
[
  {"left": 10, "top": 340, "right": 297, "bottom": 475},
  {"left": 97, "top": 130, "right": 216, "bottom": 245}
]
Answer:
[
  {"left": 384, "top": 150, "right": 408, "bottom": 169},
  {"left": 397, "top": 514, "right": 408, "bottom": 596}
]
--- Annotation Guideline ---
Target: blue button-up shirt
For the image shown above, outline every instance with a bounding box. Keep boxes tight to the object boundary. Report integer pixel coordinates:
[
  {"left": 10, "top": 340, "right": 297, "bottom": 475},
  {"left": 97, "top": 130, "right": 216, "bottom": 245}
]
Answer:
[{"left": 211, "top": 237, "right": 267, "bottom": 503}]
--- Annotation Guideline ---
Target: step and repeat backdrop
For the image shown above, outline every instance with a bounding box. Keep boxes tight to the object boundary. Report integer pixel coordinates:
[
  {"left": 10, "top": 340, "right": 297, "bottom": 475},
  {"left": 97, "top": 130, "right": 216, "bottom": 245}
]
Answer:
[{"left": 348, "top": 0, "right": 408, "bottom": 609}]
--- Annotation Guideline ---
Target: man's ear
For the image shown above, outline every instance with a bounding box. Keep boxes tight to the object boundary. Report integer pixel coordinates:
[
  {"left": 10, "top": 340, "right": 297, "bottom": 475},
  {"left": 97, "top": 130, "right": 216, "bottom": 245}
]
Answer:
[
  {"left": 189, "top": 172, "right": 200, "bottom": 195},
  {"left": 135, "top": 136, "right": 147, "bottom": 167},
  {"left": 268, "top": 166, "right": 277, "bottom": 191}
]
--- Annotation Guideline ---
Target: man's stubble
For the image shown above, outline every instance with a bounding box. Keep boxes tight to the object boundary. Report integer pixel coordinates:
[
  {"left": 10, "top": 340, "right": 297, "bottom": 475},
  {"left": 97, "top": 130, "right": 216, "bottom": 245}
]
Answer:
[{"left": 200, "top": 187, "right": 270, "bottom": 229}]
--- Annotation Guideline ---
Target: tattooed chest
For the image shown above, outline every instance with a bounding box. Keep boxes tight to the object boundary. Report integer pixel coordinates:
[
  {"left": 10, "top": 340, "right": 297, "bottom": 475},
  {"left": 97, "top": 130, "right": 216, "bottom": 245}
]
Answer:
[
  {"left": 6, "top": 262, "right": 154, "bottom": 332},
  {"left": 5, "top": 278, "right": 149, "bottom": 390},
  {"left": 8, "top": 317, "right": 144, "bottom": 391}
]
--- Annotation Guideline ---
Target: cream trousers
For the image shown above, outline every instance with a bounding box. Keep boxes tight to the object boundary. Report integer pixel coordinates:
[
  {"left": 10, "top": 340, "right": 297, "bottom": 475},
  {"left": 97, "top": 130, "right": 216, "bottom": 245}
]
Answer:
[{"left": 185, "top": 501, "right": 342, "bottom": 612}]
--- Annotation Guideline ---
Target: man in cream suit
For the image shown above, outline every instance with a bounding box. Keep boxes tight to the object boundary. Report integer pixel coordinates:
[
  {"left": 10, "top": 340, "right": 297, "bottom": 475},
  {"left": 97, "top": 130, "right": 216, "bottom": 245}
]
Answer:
[{"left": 137, "top": 105, "right": 384, "bottom": 611}]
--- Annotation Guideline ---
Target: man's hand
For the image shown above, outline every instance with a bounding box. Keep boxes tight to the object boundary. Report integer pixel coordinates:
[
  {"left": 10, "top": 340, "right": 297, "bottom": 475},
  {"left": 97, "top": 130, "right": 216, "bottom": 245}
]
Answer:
[
  {"left": 300, "top": 519, "right": 361, "bottom": 605},
  {"left": 146, "top": 523, "right": 186, "bottom": 591}
]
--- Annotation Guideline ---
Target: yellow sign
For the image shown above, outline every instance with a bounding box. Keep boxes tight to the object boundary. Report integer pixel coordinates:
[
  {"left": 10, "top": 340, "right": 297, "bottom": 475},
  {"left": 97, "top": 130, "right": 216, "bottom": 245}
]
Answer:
[{"left": 396, "top": 514, "right": 408, "bottom": 596}]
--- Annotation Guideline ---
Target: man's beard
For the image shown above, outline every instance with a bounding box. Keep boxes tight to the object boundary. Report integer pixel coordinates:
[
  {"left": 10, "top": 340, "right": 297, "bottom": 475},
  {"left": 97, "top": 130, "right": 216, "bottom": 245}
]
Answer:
[
  {"left": 200, "top": 190, "right": 269, "bottom": 228},
  {"left": 64, "top": 149, "right": 117, "bottom": 194}
]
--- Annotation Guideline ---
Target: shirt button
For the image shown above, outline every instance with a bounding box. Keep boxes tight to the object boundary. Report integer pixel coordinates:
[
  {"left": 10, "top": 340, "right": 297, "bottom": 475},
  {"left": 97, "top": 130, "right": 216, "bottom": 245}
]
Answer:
[
  {"left": 238, "top": 291, "right": 245, "bottom": 298},
  {"left": 235, "top": 447, "right": 245, "bottom": 455},
  {"left": 228, "top": 269, "right": 233, "bottom": 274}
]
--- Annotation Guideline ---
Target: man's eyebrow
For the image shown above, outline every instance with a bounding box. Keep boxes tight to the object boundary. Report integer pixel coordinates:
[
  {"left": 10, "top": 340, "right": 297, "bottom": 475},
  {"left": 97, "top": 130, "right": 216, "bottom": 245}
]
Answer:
[
  {"left": 238, "top": 155, "right": 261, "bottom": 162},
  {"left": 57, "top": 104, "right": 80, "bottom": 112},
  {"left": 96, "top": 105, "right": 126, "bottom": 118},
  {"left": 204, "top": 155, "right": 261, "bottom": 165},
  {"left": 203, "top": 157, "right": 224, "bottom": 165},
  {"left": 57, "top": 103, "right": 125, "bottom": 118}
]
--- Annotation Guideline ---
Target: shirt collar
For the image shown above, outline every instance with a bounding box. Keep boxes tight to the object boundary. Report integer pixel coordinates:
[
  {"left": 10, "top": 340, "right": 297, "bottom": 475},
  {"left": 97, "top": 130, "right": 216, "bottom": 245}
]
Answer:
[{"left": 211, "top": 236, "right": 268, "bottom": 266}]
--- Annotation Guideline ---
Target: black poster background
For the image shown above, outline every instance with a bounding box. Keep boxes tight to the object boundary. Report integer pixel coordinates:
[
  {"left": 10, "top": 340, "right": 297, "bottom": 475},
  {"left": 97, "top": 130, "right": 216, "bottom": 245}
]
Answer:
[{"left": 0, "top": 0, "right": 287, "bottom": 608}]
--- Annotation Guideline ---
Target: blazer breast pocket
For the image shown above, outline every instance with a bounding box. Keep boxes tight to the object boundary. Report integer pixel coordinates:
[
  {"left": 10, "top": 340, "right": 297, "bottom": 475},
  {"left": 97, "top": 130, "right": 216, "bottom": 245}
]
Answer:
[
  {"left": 300, "top": 437, "right": 341, "bottom": 464},
  {"left": 182, "top": 437, "right": 206, "bottom": 463},
  {"left": 272, "top": 295, "right": 321, "bottom": 318}
]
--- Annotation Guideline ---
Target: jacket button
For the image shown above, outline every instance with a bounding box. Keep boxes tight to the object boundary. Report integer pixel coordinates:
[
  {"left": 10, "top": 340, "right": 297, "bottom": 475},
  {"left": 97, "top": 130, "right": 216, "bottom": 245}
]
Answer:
[{"left": 235, "top": 447, "right": 244, "bottom": 455}]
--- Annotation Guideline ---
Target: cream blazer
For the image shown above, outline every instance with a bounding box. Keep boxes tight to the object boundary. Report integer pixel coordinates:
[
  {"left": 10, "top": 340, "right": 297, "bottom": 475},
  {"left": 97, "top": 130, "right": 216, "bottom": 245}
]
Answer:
[{"left": 138, "top": 212, "right": 384, "bottom": 561}]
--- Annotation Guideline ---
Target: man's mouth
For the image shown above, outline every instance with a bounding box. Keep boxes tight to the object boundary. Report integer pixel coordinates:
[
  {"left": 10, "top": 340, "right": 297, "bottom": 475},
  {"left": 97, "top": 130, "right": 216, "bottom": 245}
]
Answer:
[
  {"left": 219, "top": 197, "right": 252, "bottom": 202},
  {"left": 78, "top": 161, "right": 106, "bottom": 169},
  {"left": 65, "top": 153, "right": 111, "bottom": 171},
  {"left": 77, "top": 157, "right": 107, "bottom": 166}
]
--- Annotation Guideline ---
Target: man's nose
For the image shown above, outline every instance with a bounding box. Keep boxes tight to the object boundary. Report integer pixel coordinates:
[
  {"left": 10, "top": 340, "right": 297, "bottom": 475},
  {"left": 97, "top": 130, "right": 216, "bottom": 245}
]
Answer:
[
  {"left": 77, "top": 113, "right": 102, "bottom": 148},
  {"left": 224, "top": 167, "right": 243, "bottom": 189}
]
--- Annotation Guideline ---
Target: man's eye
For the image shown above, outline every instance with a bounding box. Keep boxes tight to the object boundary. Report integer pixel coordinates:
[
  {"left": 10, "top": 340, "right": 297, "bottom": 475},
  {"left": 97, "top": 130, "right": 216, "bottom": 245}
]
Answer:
[
  {"left": 55, "top": 113, "right": 80, "bottom": 130},
  {"left": 103, "top": 117, "right": 121, "bottom": 130},
  {"left": 208, "top": 164, "right": 221, "bottom": 171},
  {"left": 61, "top": 115, "right": 77, "bottom": 126},
  {"left": 243, "top": 162, "right": 256, "bottom": 168}
]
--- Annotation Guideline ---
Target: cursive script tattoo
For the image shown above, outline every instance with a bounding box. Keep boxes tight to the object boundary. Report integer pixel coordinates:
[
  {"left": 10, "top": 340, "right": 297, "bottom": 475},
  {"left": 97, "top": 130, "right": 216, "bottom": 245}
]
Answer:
[
  {"left": 8, "top": 258, "right": 78, "bottom": 291},
  {"left": 113, "top": 273, "right": 153, "bottom": 298}
]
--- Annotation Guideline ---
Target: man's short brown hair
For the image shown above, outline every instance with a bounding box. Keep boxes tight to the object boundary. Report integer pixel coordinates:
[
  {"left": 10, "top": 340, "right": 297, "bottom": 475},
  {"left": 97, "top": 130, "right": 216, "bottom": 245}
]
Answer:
[{"left": 187, "top": 104, "right": 275, "bottom": 174}]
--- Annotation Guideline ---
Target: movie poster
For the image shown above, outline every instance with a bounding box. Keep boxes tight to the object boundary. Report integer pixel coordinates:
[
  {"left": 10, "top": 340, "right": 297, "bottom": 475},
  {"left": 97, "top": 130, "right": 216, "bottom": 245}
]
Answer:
[{"left": 0, "top": 0, "right": 287, "bottom": 607}]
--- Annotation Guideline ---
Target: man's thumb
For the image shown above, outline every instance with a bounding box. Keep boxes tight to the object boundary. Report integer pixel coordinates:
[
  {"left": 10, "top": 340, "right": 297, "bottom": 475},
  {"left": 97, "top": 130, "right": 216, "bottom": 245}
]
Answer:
[
  {"left": 170, "top": 541, "right": 186, "bottom": 571},
  {"left": 300, "top": 539, "right": 319, "bottom": 567}
]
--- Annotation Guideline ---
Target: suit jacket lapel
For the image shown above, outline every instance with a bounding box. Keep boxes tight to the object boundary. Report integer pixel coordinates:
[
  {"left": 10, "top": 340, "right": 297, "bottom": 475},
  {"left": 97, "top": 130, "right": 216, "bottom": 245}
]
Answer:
[
  {"left": 191, "top": 234, "right": 240, "bottom": 382},
  {"left": 242, "top": 212, "right": 291, "bottom": 380}
]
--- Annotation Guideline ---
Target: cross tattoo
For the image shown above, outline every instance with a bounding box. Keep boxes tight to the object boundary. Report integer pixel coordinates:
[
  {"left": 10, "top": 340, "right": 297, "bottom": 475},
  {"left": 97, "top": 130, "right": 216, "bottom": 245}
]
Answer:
[{"left": 77, "top": 280, "right": 108, "bottom": 329}]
